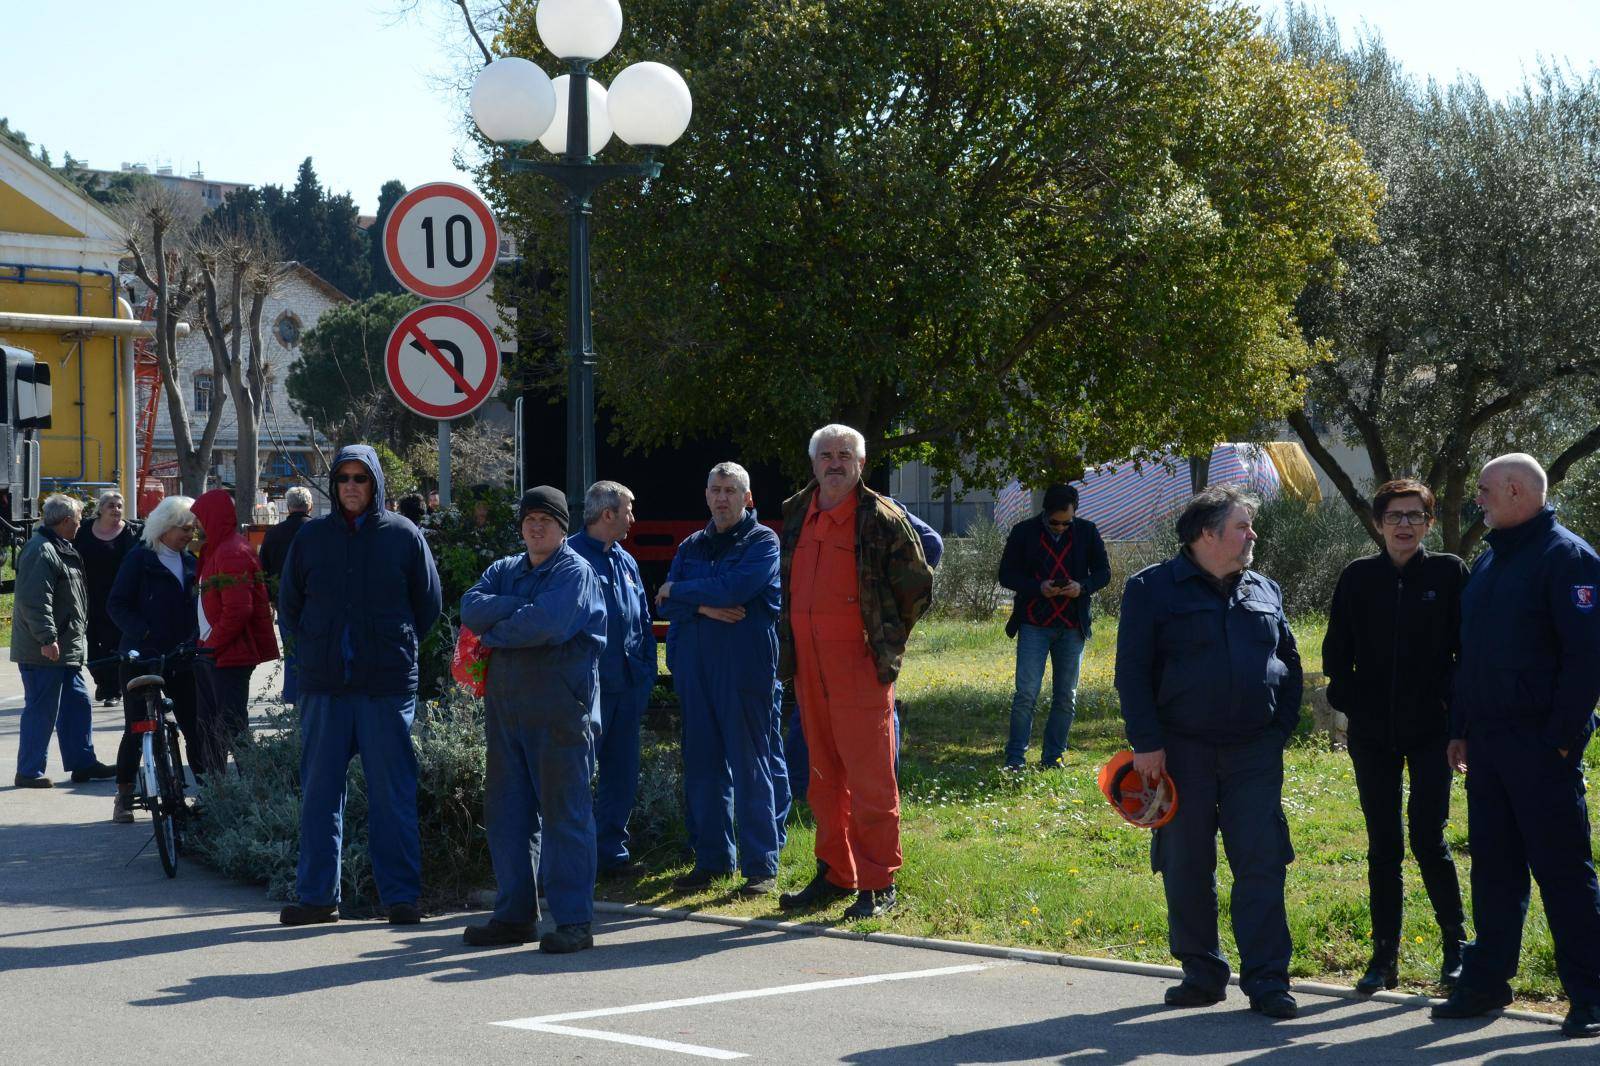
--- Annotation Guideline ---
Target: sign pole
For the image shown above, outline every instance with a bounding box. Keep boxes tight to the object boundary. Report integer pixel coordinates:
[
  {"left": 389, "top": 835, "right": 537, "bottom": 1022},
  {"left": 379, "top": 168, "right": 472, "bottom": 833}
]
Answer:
[{"left": 438, "top": 420, "right": 452, "bottom": 511}]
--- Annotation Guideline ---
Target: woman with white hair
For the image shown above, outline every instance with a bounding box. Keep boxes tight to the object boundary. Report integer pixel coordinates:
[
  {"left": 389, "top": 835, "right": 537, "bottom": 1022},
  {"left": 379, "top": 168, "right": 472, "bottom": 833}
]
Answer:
[
  {"left": 104, "top": 496, "right": 200, "bottom": 823},
  {"left": 74, "top": 488, "right": 142, "bottom": 703}
]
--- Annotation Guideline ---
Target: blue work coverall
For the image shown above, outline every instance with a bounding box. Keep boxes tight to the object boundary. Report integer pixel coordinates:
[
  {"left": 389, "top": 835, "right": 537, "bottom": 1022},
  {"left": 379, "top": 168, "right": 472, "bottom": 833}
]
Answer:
[
  {"left": 280, "top": 445, "right": 442, "bottom": 910},
  {"left": 659, "top": 510, "right": 789, "bottom": 879},
  {"left": 567, "top": 530, "right": 658, "bottom": 871},
  {"left": 462, "top": 543, "right": 607, "bottom": 927},
  {"left": 1451, "top": 506, "right": 1600, "bottom": 1006},
  {"left": 1115, "top": 551, "right": 1302, "bottom": 1000}
]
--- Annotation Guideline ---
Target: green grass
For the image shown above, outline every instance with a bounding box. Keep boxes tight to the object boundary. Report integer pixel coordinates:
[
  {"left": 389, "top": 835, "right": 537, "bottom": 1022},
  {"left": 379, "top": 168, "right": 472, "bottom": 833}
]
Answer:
[{"left": 609, "top": 614, "right": 1599, "bottom": 1013}]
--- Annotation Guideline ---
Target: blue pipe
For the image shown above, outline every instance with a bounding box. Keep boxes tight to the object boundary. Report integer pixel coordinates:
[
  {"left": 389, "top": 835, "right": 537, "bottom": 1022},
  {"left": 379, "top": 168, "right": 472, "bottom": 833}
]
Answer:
[{"left": 0, "top": 260, "right": 121, "bottom": 485}]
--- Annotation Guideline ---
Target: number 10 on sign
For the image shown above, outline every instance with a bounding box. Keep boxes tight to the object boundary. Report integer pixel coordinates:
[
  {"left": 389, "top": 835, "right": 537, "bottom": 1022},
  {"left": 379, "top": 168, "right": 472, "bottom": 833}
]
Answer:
[{"left": 383, "top": 182, "right": 500, "bottom": 300}]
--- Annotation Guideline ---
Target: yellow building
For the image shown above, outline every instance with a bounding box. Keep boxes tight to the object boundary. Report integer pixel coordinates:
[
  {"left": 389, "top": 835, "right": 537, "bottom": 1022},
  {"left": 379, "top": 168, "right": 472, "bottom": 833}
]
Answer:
[{"left": 0, "top": 135, "right": 132, "bottom": 500}]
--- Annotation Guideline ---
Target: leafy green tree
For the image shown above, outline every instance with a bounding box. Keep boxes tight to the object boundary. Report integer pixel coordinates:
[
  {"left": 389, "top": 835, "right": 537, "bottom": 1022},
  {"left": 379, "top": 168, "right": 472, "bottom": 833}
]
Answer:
[
  {"left": 286, "top": 292, "right": 427, "bottom": 452},
  {"left": 1282, "top": 7, "right": 1600, "bottom": 554},
  {"left": 481, "top": 0, "right": 1377, "bottom": 485},
  {"left": 369, "top": 180, "right": 408, "bottom": 295},
  {"left": 206, "top": 158, "right": 372, "bottom": 299}
]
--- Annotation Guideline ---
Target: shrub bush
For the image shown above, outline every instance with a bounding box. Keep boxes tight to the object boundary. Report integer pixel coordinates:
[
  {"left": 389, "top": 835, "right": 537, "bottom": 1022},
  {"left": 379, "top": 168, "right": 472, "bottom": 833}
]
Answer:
[
  {"left": 1251, "top": 496, "right": 1376, "bottom": 617},
  {"left": 931, "top": 516, "right": 1009, "bottom": 620}
]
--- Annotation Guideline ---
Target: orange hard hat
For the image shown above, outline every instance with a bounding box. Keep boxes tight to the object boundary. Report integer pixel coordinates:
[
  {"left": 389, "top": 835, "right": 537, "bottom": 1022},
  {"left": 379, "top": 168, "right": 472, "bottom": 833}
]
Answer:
[{"left": 1098, "top": 749, "right": 1178, "bottom": 829}]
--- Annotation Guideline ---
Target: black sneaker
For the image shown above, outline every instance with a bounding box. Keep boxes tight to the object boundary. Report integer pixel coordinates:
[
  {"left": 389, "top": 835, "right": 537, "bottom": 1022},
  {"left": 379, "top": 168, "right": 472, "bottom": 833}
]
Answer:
[
  {"left": 464, "top": 919, "right": 535, "bottom": 947},
  {"left": 387, "top": 902, "right": 423, "bottom": 925},
  {"left": 599, "top": 860, "right": 645, "bottom": 879},
  {"left": 279, "top": 903, "right": 339, "bottom": 926},
  {"left": 672, "top": 867, "right": 728, "bottom": 891},
  {"left": 14, "top": 773, "right": 53, "bottom": 789},
  {"left": 1164, "top": 982, "right": 1226, "bottom": 1007},
  {"left": 739, "top": 877, "right": 777, "bottom": 897},
  {"left": 540, "top": 923, "right": 594, "bottom": 954},
  {"left": 1562, "top": 1003, "right": 1600, "bottom": 1039},
  {"left": 1431, "top": 986, "right": 1513, "bottom": 1019},
  {"left": 70, "top": 761, "right": 116, "bottom": 783},
  {"left": 1249, "top": 991, "right": 1298, "bottom": 1019},
  {"left": 843, "top": 885, "right": 897, "bottom": 919},
  {"left": 778, "top": 870, "right": 853, "bottom": 911}
]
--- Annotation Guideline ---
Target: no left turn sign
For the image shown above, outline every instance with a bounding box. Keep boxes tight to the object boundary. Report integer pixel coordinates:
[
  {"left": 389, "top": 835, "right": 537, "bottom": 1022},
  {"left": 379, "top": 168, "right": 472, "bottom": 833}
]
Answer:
[
  {"left": 384, "top": 304, "right": 502, "bottom": 420},
  {"left": 383, "top": 182, "right": 500, "bottom": 300}
]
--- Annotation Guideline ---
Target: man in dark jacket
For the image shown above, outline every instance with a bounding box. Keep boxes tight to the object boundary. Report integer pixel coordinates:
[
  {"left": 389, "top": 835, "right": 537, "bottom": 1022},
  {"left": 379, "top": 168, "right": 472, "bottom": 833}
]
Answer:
[
  {"left": 260, "top": 486, "right": 313, "bottom": 705},
  {"left": 277, "top": 445, "right": 442, "bottom": 928},
  {"left": 998, "top": 483, "right": 1111, "bottom": 768},
  {"left": 1432, "top": 454, "right": 1600, "bottom": 1040},
  {"left": 1115, "top": 485, "right": 1303, "bottom": 1020}
]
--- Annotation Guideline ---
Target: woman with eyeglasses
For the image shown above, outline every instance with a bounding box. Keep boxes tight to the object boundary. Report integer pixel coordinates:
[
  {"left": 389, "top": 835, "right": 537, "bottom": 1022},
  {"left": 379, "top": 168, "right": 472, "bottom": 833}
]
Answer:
[
  {"left": 1324, "top": 478, "right": 1469, "bottom": 994},
  {"left": 75, "top": 489, "right": 142, "bottom": 703},
  {"left": 105, "top": 496, "right": 200, "bottom": 823}
]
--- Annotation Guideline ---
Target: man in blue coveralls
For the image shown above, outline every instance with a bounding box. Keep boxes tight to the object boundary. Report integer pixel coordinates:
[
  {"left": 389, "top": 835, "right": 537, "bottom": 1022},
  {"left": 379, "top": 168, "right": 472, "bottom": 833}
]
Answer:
[
  {"left": 1432, "top": 454, "right": 1600, "bottom": 1040},
  {"left": 656, "top": 462, "right": 789, "bottom": 896},
  {"left": 460, "top": 486, "right": 607, "bottom": 953},
  {"left": 1115, "top": 485, "right": 1302, "bottom": 1020},
  {"left": 566, "top": 481, "right": 657, "bottom": 877},
  {"left": 278, "top": 445, "right": 441, "bottom": 926}
]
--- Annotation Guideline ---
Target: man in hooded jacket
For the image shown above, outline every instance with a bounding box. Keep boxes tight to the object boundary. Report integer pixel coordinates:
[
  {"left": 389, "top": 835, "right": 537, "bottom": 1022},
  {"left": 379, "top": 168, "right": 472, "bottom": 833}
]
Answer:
[{"left": 277, "top": 445, "right": 441, "bottom": 926}]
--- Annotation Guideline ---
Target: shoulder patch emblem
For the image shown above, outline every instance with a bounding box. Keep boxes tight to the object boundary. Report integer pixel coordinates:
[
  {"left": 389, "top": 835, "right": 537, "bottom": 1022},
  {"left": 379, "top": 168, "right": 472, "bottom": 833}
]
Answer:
[{"left": 1574, "top": 585, "right": 1596, "bottom": 613}]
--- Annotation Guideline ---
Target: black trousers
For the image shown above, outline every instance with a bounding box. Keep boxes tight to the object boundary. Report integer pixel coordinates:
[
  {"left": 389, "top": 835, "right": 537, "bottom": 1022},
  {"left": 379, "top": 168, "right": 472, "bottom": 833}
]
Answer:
[
  {"left": 1153, "top": 731, "right": 1294, "bottom": 998},
  {"left": 115, "top": 663, "right": 199, "bottom": 786},
  {"left": 1459, "top": 725, "right": 1600, "bottom": 1005},
  {"left": 1347, "top": 732, "right": 1464, "bottom": 944},
  {"left": 194, "top": 658, "right": 254, "bottom": 777}
]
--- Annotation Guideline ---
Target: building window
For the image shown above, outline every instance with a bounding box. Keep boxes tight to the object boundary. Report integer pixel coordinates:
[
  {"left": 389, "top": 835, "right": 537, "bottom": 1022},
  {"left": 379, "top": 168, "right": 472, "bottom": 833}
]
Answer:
[
  {"left": 194, "top": 372, "right": 213, "bottom": 413},
  {"left": 273, "top": 311, "right": 302, "bottom": 348}
]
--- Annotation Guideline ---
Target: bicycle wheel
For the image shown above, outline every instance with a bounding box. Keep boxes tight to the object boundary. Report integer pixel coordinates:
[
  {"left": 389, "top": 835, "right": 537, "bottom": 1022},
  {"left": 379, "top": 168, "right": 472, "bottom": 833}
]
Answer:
[
  {"left": 163, "top": 720, "right": 188, "bottom": 854},
  {"left": 150, "top": 705, "right": 179, "bottom": 879}
]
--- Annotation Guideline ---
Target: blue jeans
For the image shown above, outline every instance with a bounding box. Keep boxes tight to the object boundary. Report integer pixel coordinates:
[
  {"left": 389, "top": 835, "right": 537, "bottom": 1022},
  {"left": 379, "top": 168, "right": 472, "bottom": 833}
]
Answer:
[
  {"left": 17, "top": 665, "right": 97, "bottom": 779},
  {"left": 1005, "top": 624, "right": 1085, "bottom": 767}
]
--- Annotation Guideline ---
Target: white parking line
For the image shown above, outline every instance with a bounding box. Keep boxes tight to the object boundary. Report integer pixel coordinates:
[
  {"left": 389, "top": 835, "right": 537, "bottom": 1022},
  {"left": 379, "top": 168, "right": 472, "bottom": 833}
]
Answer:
[{"left": 494, "top": 962, "right": 993, "bottom": 1059}]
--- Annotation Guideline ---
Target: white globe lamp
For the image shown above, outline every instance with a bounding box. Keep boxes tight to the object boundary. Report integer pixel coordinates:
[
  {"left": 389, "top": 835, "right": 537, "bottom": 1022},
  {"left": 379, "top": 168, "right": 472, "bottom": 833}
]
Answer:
[
  {"left": 536, "top": 0, "right": 623, "bottom": 62},
  {"left": 470, "top": 57, "right": 557, "bottom": 147},
  {"left": 606, "top": 61, "right": 693, "bottom": 147},
  {"left": 539, "top": 75, "right": 615, "bottom": 156}
]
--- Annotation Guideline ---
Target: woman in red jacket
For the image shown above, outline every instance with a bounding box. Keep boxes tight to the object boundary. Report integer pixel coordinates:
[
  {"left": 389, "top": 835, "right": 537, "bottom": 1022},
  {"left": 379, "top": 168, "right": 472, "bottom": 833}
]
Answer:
[{"left": 192, "top": 489, "right": 278, "bottom": 778}]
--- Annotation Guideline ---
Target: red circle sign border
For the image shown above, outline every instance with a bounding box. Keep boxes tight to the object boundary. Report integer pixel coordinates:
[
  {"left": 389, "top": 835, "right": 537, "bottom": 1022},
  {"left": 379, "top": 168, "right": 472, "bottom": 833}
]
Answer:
[
  {"left": 383, "top": 182, "right": 500, "bottom": 300},
  {"left": 384, "top": 304, "right": 502, "bottom": 420}
]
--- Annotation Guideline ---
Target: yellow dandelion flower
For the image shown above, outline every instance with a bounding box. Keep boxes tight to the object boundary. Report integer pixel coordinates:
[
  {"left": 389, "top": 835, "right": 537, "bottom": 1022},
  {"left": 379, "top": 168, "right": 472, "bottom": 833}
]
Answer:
[
  {"left": 1031, "top": 906, "right": 1040, "bottom": 916},
  {"left": 1068, "top": 868, "right": 1080, "bottom": 875},
  {"left": 1073, "top": 918, "right": 1083, "bottom": 926},
  {"left": 1021, "top": 920, "right": 1031, "bottom": 927},
  {"left": 1415, "top": 935, "right": 1425, "bottom": 943}
]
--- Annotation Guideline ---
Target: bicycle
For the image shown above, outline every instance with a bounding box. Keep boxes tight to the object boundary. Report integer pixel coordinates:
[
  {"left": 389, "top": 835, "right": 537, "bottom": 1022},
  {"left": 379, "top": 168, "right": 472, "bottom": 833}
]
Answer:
[{"left": 122, "top": 647, "right": 197, "bottom": 879}]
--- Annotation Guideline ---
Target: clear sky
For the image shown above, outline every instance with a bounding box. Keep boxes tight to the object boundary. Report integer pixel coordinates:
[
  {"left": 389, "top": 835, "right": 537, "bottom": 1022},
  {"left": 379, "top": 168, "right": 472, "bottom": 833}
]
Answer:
[{"left": 4, "top": 1, "right": 1598, "bottom": 214}]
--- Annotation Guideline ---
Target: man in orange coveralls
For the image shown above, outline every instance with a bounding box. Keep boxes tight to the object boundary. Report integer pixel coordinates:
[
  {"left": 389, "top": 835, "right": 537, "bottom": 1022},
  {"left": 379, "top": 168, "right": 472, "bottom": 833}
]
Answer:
[{"left": 776, "top": 424, "right": 933, "bottom": 918}]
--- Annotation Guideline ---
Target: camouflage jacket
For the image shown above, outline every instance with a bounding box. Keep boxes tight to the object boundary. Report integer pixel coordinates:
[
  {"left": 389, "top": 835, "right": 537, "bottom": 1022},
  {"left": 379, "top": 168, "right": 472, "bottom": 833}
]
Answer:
[{"left": 778, "top": 480, "right": 934, "bottom": 685}]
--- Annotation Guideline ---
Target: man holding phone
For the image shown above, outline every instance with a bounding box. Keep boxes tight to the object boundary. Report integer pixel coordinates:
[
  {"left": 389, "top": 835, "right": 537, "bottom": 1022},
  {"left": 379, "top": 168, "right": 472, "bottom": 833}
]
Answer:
[{"left": 997, "top": 483, "right": 1110, "bottom": 769}]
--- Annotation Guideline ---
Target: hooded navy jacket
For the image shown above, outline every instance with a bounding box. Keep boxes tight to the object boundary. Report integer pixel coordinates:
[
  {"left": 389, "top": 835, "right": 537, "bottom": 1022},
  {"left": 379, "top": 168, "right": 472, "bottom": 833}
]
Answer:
[
  {"left": 278, "top": 445, "right": 442, "bottom": 696},
  {"left": 1453, "top": 506, "right": 1600, "bottom": 751}
]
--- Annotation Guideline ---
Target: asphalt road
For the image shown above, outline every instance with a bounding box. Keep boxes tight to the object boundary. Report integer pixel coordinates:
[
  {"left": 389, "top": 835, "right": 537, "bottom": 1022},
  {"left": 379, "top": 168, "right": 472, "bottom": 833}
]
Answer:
[{"left": 1, "top": 657, "right": 1590, "bottom": 1063}]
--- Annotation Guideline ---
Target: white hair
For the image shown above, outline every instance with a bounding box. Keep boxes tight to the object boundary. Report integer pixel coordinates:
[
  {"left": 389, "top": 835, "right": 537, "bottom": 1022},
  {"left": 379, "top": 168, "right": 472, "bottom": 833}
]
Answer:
[
  {"left": 42, "top": 494, "right": 82, "bottom": 527},
  {"left": 285, "top": 486, "right": 313, "bottom": 512},
  {"left": 707, "top": 462, "right": 751, "bottom": 496},
  {"left": 141, "top": 496, "right": 196, "bottom": 548},
  {"left": 1484, "top": 452, "right": 1549, "bottom": 500},
  {"left": 96, "top": 488, "right": 124, "bottom": 509},
  {"left": 808, "top": 423, "right": 867, "bottom": 461},
  {"left": 583, "top": 480, "right": 635, "bottom": 527}
]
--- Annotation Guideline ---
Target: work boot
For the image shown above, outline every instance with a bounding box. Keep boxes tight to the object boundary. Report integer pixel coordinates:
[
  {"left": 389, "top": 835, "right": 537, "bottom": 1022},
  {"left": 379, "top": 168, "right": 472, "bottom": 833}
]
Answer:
[
  {"left": 1439, "top": 928, "right": 1466, "bottom": 988},
  {"left": 279, "top": 903, "right": 339, "bottom": 926},
  {"left": 540, "top": 923, "right": 594, "bottom": 954},
  {"left": 843, "top": 885, "right": 897, "bottom": 919},
  {"left": 464, "top": 919, "right": 534, "bottom": 947},
  {"left": 672, "top": 867, "right": 728, "bottom": 891},
  {"left": 778, "top": 870, "right": 852, "bottom": 911},
  {"left": 70, "top": 761, "right": 116, "bottom": 783},
  {"left": 1431, "top": 986, "right": 1513, "bottom": 1019},
  {"left": 1164, "top": 982, "right": 1225, "bottom": 1007},
  {"left": 14, "top": 773, "right": 53, "bottom": 789},
  {"left": 739, "top": 877, "right": 777, "bottom": 898},
  {"left": 111, "top": 791, "right": 135, "bottom": 824},
  {"left": 1356, "top": 939, "right": 1399, "bottom": 994},
  {"left": 1250, "top": 992, "right": 1298, "bottom": 1019},
  {"left": 386, "top": 902, "right": 423, "bottom": 925},
  {"left": 598, "top": 860, "right": 645, "bottom": 879},
  {"left": 1562, "top": 1003, "right": 1600, "bottom": 1039}
]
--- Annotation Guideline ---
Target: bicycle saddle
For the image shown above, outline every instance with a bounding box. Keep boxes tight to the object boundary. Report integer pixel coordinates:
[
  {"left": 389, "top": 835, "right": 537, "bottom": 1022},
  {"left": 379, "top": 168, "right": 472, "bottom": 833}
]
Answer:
[{"left": 125, "top": 674, "right": 167, "bottom": 692}]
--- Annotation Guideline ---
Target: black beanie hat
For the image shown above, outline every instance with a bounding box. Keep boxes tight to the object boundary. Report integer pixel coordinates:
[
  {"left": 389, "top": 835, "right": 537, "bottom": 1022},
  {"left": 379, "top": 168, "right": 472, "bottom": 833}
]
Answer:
[
  {"left": 1042, "top": 483, "right": 1079, "bottom": 514},
  {"left": 517, "top": 485, "right": 570, "bottom": 532}
]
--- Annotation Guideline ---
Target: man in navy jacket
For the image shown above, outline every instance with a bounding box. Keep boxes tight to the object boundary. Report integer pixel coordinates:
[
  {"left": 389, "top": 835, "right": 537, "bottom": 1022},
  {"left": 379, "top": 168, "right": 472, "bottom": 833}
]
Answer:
[
  {"left": 998, "top": 483, "right": 1111, "bottom": 767},
  {"left": 277, "top": 444, "right": 442, "bottom": 927},
  {"left": 1432, "top": 454, "right": 1600, "bottom": 1039},
  {"left": 1115, "top": 485, "right": 1302, "bottom": 1020}
]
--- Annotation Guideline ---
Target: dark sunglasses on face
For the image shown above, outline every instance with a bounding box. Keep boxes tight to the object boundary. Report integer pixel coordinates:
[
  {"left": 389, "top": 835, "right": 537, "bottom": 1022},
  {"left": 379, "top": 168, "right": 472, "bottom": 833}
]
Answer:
[{"left": 334, "top": 473, "right": 371, "bottom": 485}]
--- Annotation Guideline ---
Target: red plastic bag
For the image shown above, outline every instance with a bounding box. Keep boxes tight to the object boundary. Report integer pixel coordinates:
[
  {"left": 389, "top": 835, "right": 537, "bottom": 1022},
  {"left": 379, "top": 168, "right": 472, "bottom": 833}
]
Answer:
[{"left": 451, "top": 625, "right": 492, "bottom": 696}]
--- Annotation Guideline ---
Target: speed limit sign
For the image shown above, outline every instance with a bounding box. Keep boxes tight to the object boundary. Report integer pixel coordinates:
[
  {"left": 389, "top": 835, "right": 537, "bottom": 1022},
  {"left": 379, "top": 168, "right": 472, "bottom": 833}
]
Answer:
[{"left": 382, "top": 182, "right": 500, "bottom": 300}]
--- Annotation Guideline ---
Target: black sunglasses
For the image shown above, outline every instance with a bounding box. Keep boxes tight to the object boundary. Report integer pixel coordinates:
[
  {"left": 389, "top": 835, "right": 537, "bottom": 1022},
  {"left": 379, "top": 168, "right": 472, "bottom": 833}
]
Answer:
[{"left": 334, "top": 473, "right": 371, "bottom": 485}]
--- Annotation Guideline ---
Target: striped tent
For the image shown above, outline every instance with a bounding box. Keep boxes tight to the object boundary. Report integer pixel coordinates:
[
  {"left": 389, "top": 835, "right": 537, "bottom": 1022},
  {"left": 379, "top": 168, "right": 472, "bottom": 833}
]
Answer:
[{"left": 1072, "top": 444, "right": 1285, "bottom": 542}]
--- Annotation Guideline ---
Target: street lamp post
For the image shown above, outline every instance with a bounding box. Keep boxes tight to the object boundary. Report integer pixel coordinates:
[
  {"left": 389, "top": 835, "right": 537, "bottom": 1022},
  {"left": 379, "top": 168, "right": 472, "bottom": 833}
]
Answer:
[{"left": 470, "top": 0, "right": 692, "bottom": 510}]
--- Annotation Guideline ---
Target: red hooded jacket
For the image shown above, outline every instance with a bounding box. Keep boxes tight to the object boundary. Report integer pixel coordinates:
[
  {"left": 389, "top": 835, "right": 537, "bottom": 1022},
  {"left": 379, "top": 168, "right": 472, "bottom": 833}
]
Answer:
[{"left": 193, "top": 489, "right": 279, "bottom": 668}]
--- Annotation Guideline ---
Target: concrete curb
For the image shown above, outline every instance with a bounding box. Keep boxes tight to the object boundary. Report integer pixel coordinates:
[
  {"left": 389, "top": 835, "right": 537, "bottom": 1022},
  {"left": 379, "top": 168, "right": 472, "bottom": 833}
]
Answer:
[{"left": 592, "top": 900, "right": 1563, "bottom": 1028}]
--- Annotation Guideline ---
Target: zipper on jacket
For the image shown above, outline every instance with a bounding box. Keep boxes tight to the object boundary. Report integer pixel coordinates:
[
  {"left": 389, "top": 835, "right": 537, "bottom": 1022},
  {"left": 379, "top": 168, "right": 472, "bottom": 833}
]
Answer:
[{"left": 1387, "top": 573, "right": 1404, "bottom": 750}]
